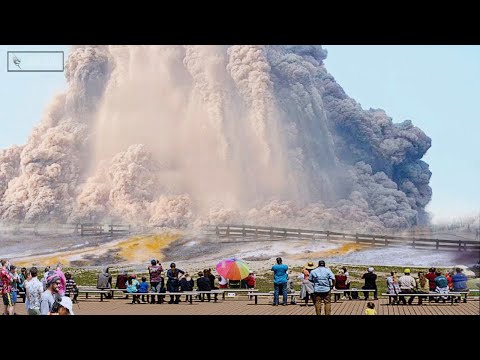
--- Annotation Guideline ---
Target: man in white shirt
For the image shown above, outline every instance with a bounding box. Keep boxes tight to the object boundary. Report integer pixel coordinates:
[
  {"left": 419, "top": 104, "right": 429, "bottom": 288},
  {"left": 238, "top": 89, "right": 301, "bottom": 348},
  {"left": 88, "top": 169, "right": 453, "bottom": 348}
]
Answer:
[
  {"left": 398, "top": 268, "right": 417, "bottom": 305},
  {"left": 24, "top": 267, "right": 44, "bottom": 315}
]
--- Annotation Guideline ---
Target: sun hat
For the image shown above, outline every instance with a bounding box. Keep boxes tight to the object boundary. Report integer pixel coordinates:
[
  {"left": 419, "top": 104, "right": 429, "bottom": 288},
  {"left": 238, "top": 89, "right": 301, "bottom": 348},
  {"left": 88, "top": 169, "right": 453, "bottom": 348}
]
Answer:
[
  {"left": 305, "top": 261, "right": 316, "bottom": 270},
  {"left": 58, "top": 296, "right": 74, "bottom": 315}
]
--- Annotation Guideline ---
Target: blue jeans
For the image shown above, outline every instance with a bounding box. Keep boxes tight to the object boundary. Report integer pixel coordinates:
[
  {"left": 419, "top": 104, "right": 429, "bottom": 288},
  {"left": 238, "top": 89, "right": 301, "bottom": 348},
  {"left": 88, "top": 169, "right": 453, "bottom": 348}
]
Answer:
[{"left": 274, "top": 283, "right": 287, "bottom": 305}]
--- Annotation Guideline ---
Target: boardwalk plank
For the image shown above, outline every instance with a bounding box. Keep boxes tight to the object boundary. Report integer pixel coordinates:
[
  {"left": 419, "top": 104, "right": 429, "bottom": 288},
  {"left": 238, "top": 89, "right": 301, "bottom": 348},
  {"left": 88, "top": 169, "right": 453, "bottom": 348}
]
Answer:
[{"left": 11, "top": 298, "right": 479, "bottom": 315}]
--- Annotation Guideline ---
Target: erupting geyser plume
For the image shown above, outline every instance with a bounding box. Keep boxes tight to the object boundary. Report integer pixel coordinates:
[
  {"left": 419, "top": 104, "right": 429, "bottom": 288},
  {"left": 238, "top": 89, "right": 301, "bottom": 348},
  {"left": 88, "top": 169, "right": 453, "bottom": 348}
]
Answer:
[{"left": 0, "top": 45, "right": 432, "bottom": 231}]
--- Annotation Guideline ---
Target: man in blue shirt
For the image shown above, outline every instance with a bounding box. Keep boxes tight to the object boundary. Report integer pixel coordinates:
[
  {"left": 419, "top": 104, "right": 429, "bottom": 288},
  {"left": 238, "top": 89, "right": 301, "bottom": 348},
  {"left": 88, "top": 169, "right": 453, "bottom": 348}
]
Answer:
[
  {"left": 271, "top": 257, "right": 288, "bottom": 306},
  {"left": 308, "top": 260, "right": 335, "bottom": 315},
  {"left": 452, "top": 268, "right": 469, "bottom": 292}
]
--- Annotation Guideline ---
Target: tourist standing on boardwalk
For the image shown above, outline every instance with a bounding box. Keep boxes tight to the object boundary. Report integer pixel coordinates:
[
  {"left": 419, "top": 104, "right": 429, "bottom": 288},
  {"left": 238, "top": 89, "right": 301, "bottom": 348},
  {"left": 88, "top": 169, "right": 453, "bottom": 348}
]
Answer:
[
  {"left": 271, "top": 257, "right": 288, "bottom": 306},
  {"left": 300, "top": 262, "right": 315, "bottom": 306},
  {"left": 41, "top": 266, "right": 50, "bottom": 291},
  {"left": 167, "top": 263, "right": 185, "bottom": 304},
  {"left": 361, "top": 267, "right": 378, "bottom": 300},
  {"left": 309, "top": 260, "right": 335, "bottom": 315},
  {"left": 342, "top": 266, "right": 351, "bottom": 299},
  {"left": 1, "top": 260, "right": 14, "bottom": 315},
  {"left": 54, "top": 264, "right": 67, "bottom": 296},
  {"left": 24, "top": 267, "right": 43, "bottom": 315},
  {"left": 8, "top": 265, "right": 19, "bottom": 315},
  {"left": 40, "top": 272, "right": 61, "bottom": 315},
  {"left": 148, "top": 260, "right": 163, "bottom": 304},
  {"left": 18, "top": 267, "right": 27, "bottom": 302}
]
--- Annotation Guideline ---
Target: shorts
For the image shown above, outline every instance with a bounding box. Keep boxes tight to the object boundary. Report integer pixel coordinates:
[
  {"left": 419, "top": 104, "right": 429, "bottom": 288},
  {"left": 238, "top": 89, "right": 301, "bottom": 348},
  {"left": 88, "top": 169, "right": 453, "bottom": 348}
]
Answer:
[
  {"left": 10, "top": 291, "right": 17, "bottom": 304},
  {"left": 2, "top": 293, "right": 13, "bottom": 306}
]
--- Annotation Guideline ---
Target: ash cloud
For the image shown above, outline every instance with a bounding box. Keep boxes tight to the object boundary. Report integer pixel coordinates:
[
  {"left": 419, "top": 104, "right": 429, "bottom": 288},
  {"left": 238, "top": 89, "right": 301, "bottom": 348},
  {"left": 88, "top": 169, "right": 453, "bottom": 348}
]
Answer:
[{"left": 0, "top": 45, "right": 432, "bottom": 231}]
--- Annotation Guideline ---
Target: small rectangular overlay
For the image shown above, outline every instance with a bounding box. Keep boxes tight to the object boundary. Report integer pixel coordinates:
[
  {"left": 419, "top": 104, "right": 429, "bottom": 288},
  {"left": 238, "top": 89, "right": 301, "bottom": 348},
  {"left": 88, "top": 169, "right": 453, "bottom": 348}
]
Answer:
[{"left": 7, "top": 51, "right": 64, "bottom": 72}]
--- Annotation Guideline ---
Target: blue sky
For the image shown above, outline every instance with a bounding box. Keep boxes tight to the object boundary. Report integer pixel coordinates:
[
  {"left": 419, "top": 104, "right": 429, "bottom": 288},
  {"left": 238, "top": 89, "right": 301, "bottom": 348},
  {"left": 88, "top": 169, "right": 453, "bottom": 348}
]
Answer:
[{"left": 0, "top": 45, "right": 478, "bottom": 223}]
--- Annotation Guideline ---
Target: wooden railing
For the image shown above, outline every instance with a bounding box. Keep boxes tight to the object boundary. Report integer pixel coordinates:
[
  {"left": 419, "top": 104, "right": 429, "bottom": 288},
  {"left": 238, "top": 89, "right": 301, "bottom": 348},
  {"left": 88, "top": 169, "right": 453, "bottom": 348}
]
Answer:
[{"left": 207, "top": 225, "right": 480, "bottom": 252}]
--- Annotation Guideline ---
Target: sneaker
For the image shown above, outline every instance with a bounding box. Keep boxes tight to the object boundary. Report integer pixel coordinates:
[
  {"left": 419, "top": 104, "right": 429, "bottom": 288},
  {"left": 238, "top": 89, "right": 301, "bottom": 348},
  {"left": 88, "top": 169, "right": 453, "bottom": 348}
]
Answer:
[{"left": 282, "top": 303, "right": 287, "bottom": 306}]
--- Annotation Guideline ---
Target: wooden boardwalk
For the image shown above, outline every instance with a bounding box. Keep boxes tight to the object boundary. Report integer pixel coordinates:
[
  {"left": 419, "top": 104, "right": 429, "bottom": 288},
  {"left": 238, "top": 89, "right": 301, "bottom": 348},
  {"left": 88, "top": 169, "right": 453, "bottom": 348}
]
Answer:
[{"left": 13, "top": 296, "right": 480, "bottom": 315}]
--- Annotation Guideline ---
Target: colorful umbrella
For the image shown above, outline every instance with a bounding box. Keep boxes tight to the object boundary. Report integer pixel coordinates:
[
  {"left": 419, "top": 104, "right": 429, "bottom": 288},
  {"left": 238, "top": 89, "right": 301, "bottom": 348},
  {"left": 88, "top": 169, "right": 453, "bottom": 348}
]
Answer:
[{"left": 216, "top": 258, "right": 250, "bottom": 280}]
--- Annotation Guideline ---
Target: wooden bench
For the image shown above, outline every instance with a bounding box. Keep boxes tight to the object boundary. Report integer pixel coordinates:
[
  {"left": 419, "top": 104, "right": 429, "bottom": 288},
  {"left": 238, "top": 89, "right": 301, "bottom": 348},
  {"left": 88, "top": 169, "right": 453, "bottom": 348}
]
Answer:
[
  {"left": 250, "top": 292, "right": 299, "bottom": 305},
  {"left": 331, "top": 289, "right": 378, "bottom": 302},
  {"left": 123, "top": 290, "right": 225, "bottom": 304},
  {"left": 381, "top": 292, "right": 464, "bottom": 305},
  {"left": 77, "top": 289, "right": 111, "bottom": 301},
  {"left": 221, "top": 289, "right": 258, "bottom": 300}
]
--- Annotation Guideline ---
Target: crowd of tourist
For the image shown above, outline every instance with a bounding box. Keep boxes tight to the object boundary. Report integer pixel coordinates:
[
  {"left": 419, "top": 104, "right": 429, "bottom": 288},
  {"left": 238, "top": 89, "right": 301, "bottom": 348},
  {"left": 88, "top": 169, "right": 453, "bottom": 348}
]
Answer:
[{"left": 0, "top": 256, "right": 472, "bottom": 316}]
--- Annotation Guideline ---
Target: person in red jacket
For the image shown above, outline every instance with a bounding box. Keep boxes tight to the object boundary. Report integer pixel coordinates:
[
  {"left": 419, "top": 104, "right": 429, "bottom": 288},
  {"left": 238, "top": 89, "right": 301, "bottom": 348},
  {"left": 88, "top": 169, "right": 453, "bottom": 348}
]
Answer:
[
  {"left": 245, "top": 272, "right": 256, "bottom": 289},
  {"left": 334, "top": 269, "right": 348, "bottom": 301},
  {"left": 425, "top": 267, "right": 437, "bottom": 302}
]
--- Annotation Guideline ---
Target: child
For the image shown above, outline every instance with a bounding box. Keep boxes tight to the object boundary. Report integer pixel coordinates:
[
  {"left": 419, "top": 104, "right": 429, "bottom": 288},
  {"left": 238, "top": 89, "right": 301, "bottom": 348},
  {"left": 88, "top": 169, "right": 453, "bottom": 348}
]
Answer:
[
  {"left": 138, "top": 276, "right": 150, "bottom": 303},
  {"left": 126, "top": 275, "right": 140, "bottom": 304},
  {"left": 365, "top": 301, "right": 377, "bottom": 315},
  {"left": 65, "top": 272, "right": 79, "bottom": 303}
]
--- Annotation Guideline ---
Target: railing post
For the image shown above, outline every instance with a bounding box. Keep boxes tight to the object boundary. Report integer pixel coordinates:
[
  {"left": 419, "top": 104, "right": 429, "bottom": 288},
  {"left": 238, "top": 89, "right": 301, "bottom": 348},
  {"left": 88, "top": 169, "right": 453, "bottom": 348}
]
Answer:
[
  {"left": 385, "top": 236, "right": 388, "bottom": 247},
  {"left": 356, "top": 233, "right": 359, "bottom": 243},
  {"left": 215, "top": 226, "right": 219, "bottom": 236},
  {"left": 327, "top": 231, "right": 330, "bottom": 242},
  {"left": 412, "top": 237, "right": 416, "bottom": 249},
  {"left": 80, "top": 224, "right": 84, "bottom": 236},
  {"left": 436, "top": 239, "right": 439, "bottom": 250},
  {"left": 458, "top": 240, "right": 462, "bottom": 251},
  {"left": 372, "top": 236, "right": 375, "bottom": 245},
  {"left": 270, "top": 228, "right": 273, "bottom": 239},
  {"left": 226, "top": 225, "right": 230, "bottom": 237},
  {"left": 242, "top": 226, "right": 246, "bottom": 237},
  {"left": 284, "top": 229, "right": 287, "bottom": 239},
  {"left": 255, "top": 227, "right": 258, "bottom": 239}
]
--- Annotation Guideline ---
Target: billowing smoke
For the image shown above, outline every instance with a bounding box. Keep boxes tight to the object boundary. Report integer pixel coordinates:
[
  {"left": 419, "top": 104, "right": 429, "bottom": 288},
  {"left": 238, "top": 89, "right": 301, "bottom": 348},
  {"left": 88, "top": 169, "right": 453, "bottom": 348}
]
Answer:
[{"left": 0, "top": 45, "right": 432, "bottom": 231}]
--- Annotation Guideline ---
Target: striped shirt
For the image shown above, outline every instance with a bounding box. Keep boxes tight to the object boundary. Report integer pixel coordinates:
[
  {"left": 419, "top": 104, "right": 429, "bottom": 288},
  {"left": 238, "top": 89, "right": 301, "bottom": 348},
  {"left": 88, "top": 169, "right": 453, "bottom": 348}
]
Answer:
[{"left": 66, "top": 278, "right": 77, "bottom": 294}]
